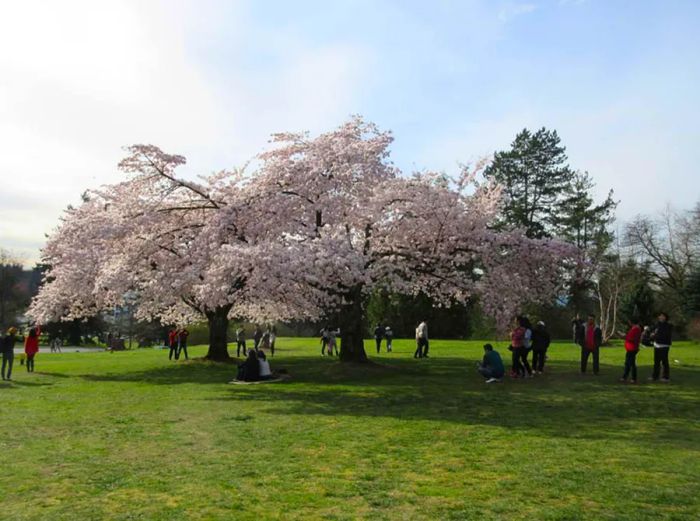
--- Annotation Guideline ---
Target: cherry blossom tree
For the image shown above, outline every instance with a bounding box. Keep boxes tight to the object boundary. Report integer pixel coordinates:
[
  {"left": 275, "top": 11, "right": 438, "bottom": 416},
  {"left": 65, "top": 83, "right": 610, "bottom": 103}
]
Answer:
[
  {"left": 253, "top": 117, "right": 577, "bottom": 361},
  {"left": 29, "top": 117, "right": 577, "bottom": 363},
  {"left": 28, "top": 146, "right": 323, "bottom": 360}
]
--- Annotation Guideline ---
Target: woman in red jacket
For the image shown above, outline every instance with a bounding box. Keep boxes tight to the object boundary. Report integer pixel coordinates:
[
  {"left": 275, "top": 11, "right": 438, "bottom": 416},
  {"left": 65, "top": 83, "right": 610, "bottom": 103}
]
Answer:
[
  {"left": 620, "top": 318, "right": 641, "bottom": 383},
  {"left": 24, "top": 325, "right": 41, "bottom": 373}
]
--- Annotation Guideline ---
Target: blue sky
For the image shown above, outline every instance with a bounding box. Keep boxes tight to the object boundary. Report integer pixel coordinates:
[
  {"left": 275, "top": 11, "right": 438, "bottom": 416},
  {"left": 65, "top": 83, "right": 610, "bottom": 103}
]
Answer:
[{"left": 1, "top": 0, "right": 699, "bottom": 264}]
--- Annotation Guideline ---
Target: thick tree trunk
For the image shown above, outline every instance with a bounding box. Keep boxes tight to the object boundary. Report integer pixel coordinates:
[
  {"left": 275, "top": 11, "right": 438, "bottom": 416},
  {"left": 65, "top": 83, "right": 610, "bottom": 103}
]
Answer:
[
  {"left": 339, "top": 287, "right": 368, "bottom": 363},
  {"left": 205, "top": 306, "right": 232, "bottom": 361}
]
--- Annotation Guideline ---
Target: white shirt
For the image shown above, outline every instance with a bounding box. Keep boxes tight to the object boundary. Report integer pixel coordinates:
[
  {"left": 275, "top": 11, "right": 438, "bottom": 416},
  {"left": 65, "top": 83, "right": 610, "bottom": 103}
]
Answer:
[{"left": 259, "top": 359, "right": 272, "bottom": 377}]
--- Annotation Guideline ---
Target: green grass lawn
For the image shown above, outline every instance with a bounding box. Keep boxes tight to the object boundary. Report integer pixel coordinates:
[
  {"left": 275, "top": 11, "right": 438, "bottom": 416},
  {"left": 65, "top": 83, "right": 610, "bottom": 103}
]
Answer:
[{"left": 1, "top": 338, "right": 699, "bottom": 521}]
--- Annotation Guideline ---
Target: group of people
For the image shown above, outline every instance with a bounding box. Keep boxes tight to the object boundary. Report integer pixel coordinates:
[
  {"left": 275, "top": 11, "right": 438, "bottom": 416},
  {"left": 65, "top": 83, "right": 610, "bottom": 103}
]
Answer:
[
  {"left": 476, "top": 312, "right": 674, "bottom": 384},
  {"left": 319, "top": 326, "right": 340, "bottom": 356},
  {"left": 236, "top": 346, "right": 276, "bottom": 382},
  {"left": 1, "top": 325, "right": 41, "bottom": 381},
  {"left": 167, "top": 328, "right": 190, "bottom": 360},
  {"left": 373, "top": 324, "right": 394, "bottom": 353},
  {"left": 236, "top": 326, "right": 277, "bottom": 358}
]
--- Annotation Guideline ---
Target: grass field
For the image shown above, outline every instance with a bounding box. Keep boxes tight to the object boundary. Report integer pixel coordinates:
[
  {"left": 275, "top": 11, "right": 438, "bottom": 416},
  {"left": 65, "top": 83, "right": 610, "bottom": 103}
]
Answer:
[{"left": 1, "top": 338, "right": 699, "bottom": 520}]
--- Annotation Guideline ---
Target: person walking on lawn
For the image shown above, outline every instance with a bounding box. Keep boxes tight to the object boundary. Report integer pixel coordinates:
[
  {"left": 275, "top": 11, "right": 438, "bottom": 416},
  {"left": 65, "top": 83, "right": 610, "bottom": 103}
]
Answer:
[
  {"left": 24, "top": 325, "right": 41, "bottom": 373},
  {"left": 384, "top": 326, "right": 394, "bottom": 353},
  {"left": 477, "top": 344, "right": 505, "bottom": 383},
  {"left": 649, "top": 312, "right": 673, "bottom": 382},
  {"left": 620, "top": 318, "right": 642, "bottom": 383},
  {"left": 374, "top": 323, "right": 384, "bottom": 354},
  {"left": 531, "top": 321, "right": 551, "bottom": 374},
  {"left": 1, "top": 327, "right": 18, "bottom": 381},
  {"left": 581, "top": 315, "right": 602, "bottom": 375}
]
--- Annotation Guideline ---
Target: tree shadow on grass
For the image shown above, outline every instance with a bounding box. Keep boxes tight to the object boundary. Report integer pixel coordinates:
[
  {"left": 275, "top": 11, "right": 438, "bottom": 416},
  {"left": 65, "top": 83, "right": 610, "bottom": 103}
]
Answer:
[{"left": 206, "top": 356, "right": 700, "bottom": 445}]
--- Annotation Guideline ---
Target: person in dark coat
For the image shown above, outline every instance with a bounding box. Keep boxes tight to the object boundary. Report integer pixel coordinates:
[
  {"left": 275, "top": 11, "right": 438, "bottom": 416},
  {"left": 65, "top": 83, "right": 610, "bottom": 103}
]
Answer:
[
  {"left": 649, "top": 312, "right": 673, "bottom": 382},
  {"left": 237, "top": 349, "right": 260, "bottom": 382},
  {"left": 253, "top": 327, "right": 263, "bottom": 351},
  {"left": 1, "top": 327, "right": 18, "bottom": 381},
  {"left": 581, "top": 315, "right": 602, "bottom": 374},
  {"left": 374, "top": 323, "right": 384, "bottom": 354},
  {"left": 531, "top": 321, "right": 551, "bottom": 374}
]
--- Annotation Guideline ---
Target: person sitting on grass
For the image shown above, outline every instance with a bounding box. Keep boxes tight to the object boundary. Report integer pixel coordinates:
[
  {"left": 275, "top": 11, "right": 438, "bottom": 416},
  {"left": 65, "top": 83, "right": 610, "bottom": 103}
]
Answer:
[
  {"left": 237, "top": 349, "right": 260, "bottom": 382},
  {"left": 257, "top": 349, "right": 274, "bottom": 381},
  {"left": 620, "top": 317, "right": 642, "bottom": 384},
  {"left": 477, "top": 344, "right": 505, "bottom": 383}
]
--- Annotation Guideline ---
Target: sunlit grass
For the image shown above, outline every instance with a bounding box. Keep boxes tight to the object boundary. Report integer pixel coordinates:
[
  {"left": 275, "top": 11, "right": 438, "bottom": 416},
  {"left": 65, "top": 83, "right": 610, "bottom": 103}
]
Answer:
[{"left": 1, "top": 338, "right": 699, "bottom": 520}]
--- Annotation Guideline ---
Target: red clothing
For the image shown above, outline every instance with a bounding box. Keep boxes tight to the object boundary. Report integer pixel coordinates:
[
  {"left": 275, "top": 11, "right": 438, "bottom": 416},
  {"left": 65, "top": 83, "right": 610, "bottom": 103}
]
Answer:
[
  {"left": 585, "top": 325, "right": 596, "bottom": 350},
  {"left": 168, "top": 330, "right": 177, "bottom": 347},
  {"left": 24, "top": 326, "right": 41, "bottom": 356},
  {"left": 511, "top": 327, "right": 525, "bottom": 348},
  {"left": 624, "top": 325, "right": 642, "bottom": 352}
]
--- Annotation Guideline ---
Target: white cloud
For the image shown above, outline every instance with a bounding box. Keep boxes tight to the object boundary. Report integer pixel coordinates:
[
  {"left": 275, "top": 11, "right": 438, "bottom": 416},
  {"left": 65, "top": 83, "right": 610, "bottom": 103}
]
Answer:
[
  {"left": 0, "top": 0, "right": 372, "bottom": 265},
  {"left": 498, "top": 2, "right": 538, "bottom": 23}
]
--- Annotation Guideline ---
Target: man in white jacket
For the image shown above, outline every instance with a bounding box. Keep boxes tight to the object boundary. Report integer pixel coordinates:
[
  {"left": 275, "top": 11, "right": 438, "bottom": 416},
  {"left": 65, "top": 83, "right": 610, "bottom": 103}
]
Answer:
[{"left": 415, "top": 320, "right": 429, "bottom": 358}]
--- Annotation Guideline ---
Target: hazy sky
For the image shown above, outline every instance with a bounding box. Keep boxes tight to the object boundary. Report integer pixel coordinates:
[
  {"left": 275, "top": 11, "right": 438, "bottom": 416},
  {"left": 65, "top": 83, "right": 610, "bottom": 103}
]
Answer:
[{"left": 1, "top": 0, "right": 699, "bottom": 265}]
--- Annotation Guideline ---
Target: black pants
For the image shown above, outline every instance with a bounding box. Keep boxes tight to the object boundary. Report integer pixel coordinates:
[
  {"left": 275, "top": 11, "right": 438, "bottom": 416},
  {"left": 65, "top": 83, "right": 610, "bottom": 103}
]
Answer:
[
  {"left": 414, "top": 338, "right": 428, "bottom": 358},
  {"left": 519, "top": 349, "right": 532, "bottom": 375},
  {"left": 652, "top": 347, "right": 670, "bottom": 380},
  {"left": 270, "top": 340, "right": 275, "bottom": 357},
  {"left": 581, "top": 347, "right": 599, "bottom": 374},
  {"left": 26, "top": 355, "right": 35, "bottom": 372},
  {"left": 321, "top": 339, "right": 328, "bottom": 355},
  {"left": 623, "top": 350, "right": 638, "bottom": 381},
  {"left": 532, "top": 349, "right": 546, "bottom": 372},
  {"left": 478, "top": 365, "right": 504, "bottom": 380},
  {"left": 178, "top": 343, "right": 188, "bottom": 360},
  {"left": 511, "top": 348, "right": 524, "bottom": 376},
  {"left": 237, "top": 340, "right": 247, "bottom": 357},
  {"left": 169, "top": 345, "right": 177, "bottom": 360},
  {"left": 375, "top": 338, "right": 382, "bottom": 353},
  {"left": 1, "top": 351, "right": 14, "bottom": 379}
]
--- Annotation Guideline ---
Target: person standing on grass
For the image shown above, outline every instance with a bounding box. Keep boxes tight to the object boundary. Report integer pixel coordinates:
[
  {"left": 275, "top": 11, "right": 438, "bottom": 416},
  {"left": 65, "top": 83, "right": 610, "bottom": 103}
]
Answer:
[
  {"left": 168, "top": 328, "right": 178, "bottom": 360},
  {"left": 258, "top": 329, "right": 271, "bottom": 353},
  {"left": 24, "top": 325, "right": 41, "bottom": 373},
  {"left": 518, "top": 316, "right": 533, "bottom": 377},
  {"left": 384, "top": 326, "right": 393, "bottom": 353},
  {"left": 327, "top": 327, "right": 339, "bottom": 356},
  {"left": 177, "top": 328, "right": 189, "bottom": 360},
  {"left": 572, "top": 315, "right": 585, "bottom": 349},
  {"left": 416, "top": 320, "right": 429, "bottom": 358},
  {"left": 374, "top": 323, "right": 384, "bottom": 354},
  {"left": 509, "top": 317, "right": 526, "bottom": 378},
  {"left": 269, "top": 326, "right": 277, "bottom": 357},
  {"left": 413, "top": 323, "right": 422, "bottom": 358},
  {"left": 253, "top": 326, "right": 263, "bottom": 351},
  {"left": 477, "top": 343, "right": 505, "bottom": 383},
  {"left": 649, "top": 312, "right": 673, "bottom": 382},
  {"left": 1, "top": 327, "right": 18, "bottom": 381},
  {"left": 236, "top": 327, "right": 247, "bottom": 357},
  {"left": 320, "top": 327, "right": 329, "bottom": 356},
  {"left": 621, "top": 318, "right": 642, "bottom": 384},
  {"left": 581, "top": 315, "right": 602, "bottom": 375},
  {"left": 531, "top": 321, "right": 551, "bottom": 374}
]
